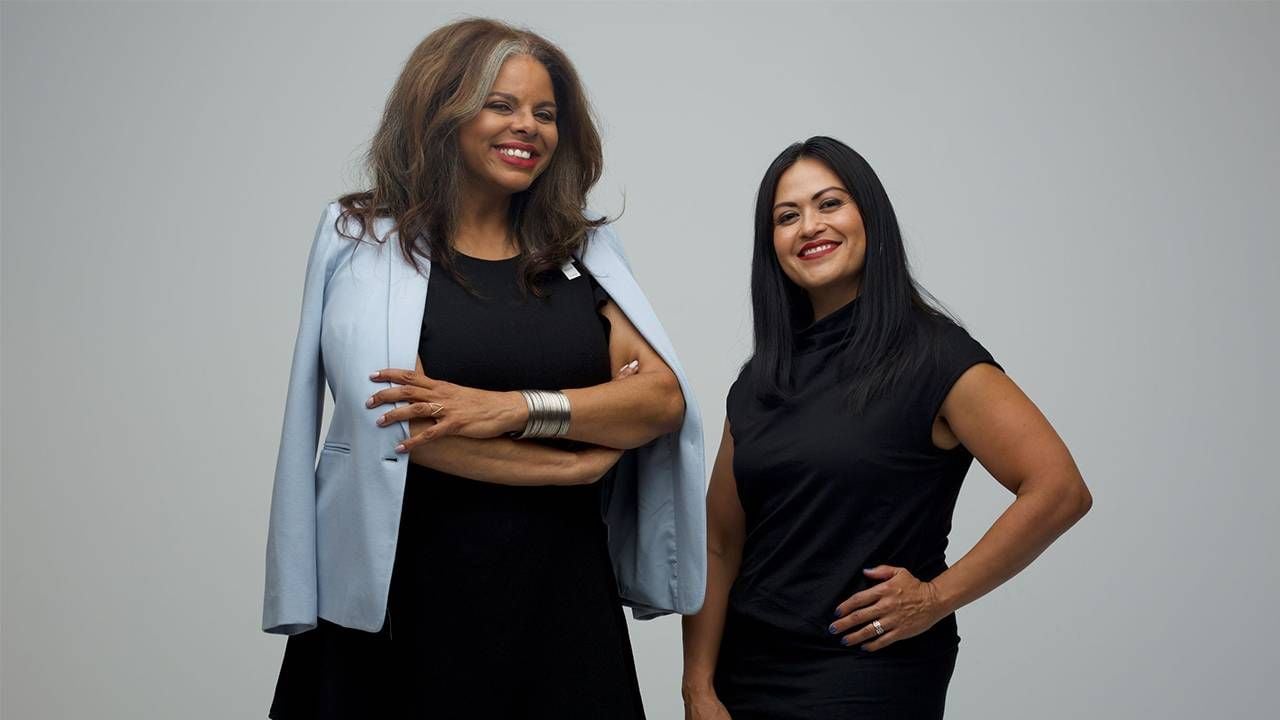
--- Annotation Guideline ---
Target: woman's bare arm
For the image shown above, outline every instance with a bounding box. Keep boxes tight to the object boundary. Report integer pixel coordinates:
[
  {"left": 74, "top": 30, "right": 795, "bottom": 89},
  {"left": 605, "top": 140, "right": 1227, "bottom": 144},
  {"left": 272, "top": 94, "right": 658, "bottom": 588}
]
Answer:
[
  {"left": 831, "top": 364, "right": 1093, "bottom": 651},
  {"left": 926, "top": 364, "right": 1093, "bottom": 613},
  {"left": 407, "top": 425, "right": 620, "bottom": 487},
  {"left": 373, "top": 299, "right": 686, "bottom": 452},
  {"left": 557, "top": 299, "right": 685, "bottom": 449},
  {"left": 401, "top": 354, "right": 621, "bottom": 486},
  {"left": 681, "top": 420, "right": 744, "bottom": 713}
]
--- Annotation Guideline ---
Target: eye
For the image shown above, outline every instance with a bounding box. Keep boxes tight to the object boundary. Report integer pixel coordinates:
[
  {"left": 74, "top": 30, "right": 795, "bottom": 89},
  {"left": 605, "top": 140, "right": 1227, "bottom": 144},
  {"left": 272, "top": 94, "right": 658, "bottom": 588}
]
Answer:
[
  {"left": 488, "top": 102, "right": 512, "bottom": 113},
  {"left": 775, "top": 211, "right": 798, "bottom": 225},
  {"left": 819, "top": 197, "right": 844, "bottom": 210},
  {"left": 535, "top": 110, "right": 556, "bottom": 122}
]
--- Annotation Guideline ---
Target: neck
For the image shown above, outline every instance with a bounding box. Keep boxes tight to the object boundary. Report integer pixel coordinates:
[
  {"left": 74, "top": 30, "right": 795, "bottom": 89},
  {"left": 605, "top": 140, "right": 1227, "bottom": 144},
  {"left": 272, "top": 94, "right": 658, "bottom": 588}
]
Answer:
[
  {"left": 807, "top": 280, "right": 861, "bottom": 323},
  {"left": 453, "top": 179, "right": 516, "bottom": 259}
]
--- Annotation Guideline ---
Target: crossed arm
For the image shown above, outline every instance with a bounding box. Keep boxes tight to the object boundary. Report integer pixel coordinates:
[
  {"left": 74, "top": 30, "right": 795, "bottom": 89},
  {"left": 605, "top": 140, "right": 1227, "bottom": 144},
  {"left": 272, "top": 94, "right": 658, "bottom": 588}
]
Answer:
[{"left": 369, "top": 299, "right": 686, "bottom": 486}]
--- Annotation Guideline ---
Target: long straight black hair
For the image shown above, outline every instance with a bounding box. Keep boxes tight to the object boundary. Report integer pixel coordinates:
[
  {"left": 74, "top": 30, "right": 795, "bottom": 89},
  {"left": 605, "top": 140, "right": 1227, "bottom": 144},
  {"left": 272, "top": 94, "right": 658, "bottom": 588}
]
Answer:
[{"left": 750, "top": 136, "right": 950, "bottom": 411}]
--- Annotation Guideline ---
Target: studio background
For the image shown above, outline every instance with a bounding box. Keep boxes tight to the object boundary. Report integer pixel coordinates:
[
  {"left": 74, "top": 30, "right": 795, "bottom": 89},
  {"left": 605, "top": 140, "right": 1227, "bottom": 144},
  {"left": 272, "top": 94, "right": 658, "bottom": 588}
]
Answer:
[{"left": 3, "top": 2, "right": 1277, "bottom": 718}]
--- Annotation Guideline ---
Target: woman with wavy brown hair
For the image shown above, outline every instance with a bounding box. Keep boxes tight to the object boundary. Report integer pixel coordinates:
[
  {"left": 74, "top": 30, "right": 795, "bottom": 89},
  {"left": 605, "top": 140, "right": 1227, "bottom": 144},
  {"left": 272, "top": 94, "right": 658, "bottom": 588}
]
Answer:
[{"left": 263, "top": 18, "right": 706, "bottom": 718}]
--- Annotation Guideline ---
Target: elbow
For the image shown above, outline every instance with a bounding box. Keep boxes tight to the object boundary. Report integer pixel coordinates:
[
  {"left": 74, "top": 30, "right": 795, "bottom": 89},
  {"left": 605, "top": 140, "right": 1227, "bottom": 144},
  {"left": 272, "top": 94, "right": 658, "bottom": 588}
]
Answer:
[
  {"left": 1073, "top": 479, "right": 1093, "bottom": 521},
  {"left": 707, "top": 541, "right": 741, "bottom": 566},
  {"left": 656, "top": 371, "right": 686, "bottom": 436},
  {"left": 1061, "top": 472, "right": 1093, "bottom": 524},
  {"left": 706, "top": 519, "right": 745, "bottom": 567}
]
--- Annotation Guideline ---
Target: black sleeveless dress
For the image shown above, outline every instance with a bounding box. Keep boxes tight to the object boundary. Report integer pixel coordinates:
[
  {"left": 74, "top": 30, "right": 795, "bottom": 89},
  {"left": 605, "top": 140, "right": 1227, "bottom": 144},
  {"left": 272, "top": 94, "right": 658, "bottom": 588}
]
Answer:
[
  {"left": 715, "top": 297, "right": 1001, "bottom": 720},
  {"left": 269, "top": 252, "right": 645, "bottom": 719}
]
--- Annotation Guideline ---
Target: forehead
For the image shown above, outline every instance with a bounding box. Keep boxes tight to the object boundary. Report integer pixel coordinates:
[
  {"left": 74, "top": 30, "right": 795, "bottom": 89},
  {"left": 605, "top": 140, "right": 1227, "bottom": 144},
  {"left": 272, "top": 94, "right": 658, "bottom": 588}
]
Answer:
[
  {"left": 490, "top": 55, "right": 555, "bottom": 101},
  {"left": 775, "top": 157, "right": 845, "bottom": 200}
]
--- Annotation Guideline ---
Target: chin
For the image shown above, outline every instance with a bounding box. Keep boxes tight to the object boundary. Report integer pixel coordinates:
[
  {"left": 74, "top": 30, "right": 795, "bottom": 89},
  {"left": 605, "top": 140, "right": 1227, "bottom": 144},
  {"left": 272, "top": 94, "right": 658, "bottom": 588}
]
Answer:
[
  {"left": 486, "top": 168, "right": 538, "bottom": 194},
  {"left": 786, "top": 267, "right": 835, "bottom": 290},
  {"left": 473, "top": 177, "right": 528, "bottom": 196}
]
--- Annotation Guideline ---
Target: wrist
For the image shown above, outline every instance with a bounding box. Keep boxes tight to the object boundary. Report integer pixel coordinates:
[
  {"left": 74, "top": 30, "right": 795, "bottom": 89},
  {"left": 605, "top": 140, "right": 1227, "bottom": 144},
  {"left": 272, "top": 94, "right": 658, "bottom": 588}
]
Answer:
[
  {"left": 681, "top": 676, "right": 717, "bottom": 702},
  {"left": 502, "top": 391, "right": 530, "bottom": 435},
  {"left": 927, "top": 577, "right": 958, "bottom": 616}
]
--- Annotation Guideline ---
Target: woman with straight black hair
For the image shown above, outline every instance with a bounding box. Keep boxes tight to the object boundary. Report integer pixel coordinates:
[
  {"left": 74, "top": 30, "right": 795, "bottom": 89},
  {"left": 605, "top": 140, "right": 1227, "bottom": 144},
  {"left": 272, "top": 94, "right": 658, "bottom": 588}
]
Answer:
[{"left": 681, "top": 136, "right": 1093, "bottom": 719}]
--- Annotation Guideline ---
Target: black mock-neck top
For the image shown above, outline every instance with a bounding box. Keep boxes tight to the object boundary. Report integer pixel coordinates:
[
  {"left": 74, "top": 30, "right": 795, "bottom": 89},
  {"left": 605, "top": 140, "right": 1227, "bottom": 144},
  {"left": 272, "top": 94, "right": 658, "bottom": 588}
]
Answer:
[{"left": 725, "top": 299, "right": 1001, "bottom": 657}]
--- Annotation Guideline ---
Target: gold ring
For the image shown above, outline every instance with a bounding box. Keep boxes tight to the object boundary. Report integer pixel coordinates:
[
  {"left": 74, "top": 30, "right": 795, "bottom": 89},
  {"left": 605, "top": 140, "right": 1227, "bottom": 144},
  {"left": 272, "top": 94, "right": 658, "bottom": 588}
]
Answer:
[{"left": 428, "top": 402, "right": 445, "bottom": 417}]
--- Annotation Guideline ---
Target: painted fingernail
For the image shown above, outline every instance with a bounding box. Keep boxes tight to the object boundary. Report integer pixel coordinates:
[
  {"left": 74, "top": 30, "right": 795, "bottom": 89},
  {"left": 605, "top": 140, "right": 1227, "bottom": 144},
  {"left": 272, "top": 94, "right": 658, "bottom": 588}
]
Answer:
[
  {"left": 369, "top": 372, "right": 379, "bottom": 380},
  {"left": 395, "top": 444, "right": 406, "bottom": 453},
  {"left": 828, "top": 624, "right": 839, "bottom": 635},
  {"left": 834, "top": 609, "right": 844, "bottom": 618},
  {"left": 377, "top": 415, "right": 387, "bottom": 426},
  {"left": 366, "top": 397, "right": 375, "bottom": 408},
  {"left": 629, "top": 360, "right": 639, "bottom": 369},
  {"left": 840, "top": 637, "right": 850, "bottom": 646}
]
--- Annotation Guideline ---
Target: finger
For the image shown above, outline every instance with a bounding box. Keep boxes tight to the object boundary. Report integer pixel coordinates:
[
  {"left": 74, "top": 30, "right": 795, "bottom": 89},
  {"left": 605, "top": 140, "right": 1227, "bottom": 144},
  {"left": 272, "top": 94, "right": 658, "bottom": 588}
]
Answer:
[
  {"left": 366, "top": 386, "right": 430, "bottom": 409},
  {"left": 862, "top": 565, "right": 900, "bottom": 581},
  {"left": 859, "top": 628, "right": 901, "bottom": 653},
  {"left": 835, "top": 586, "right": 885, "bottom": 618},
  {"left": 615, "top": 359, "right": 639, "bottom": 379},
  {"left": 394, "top": 429, "right": 433, "bottom": 454},
  {"left": 376, "top": 403, "right": 438, "bottom": 427},
  {"left": 369, "top": 368, "right": 434, "bottom": 388},
  {"left": 413, "top": 418, "right": 456, "bottom": 444},
  {"left": 840, "top": 615, "right": 892, "bottom": 648},
  {"left": 829, "top": 599, "right": 893, "bottom": 634}
]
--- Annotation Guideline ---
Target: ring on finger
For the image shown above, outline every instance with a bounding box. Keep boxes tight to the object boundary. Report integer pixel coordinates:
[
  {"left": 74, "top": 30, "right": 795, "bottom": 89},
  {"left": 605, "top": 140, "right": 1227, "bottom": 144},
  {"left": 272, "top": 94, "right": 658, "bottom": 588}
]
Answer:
[
  {"left": 871, "top": 619, "right": 885, "bottom": 636},
  {"left": 427, "top": 402, "right": 445, "bottom": 417}
]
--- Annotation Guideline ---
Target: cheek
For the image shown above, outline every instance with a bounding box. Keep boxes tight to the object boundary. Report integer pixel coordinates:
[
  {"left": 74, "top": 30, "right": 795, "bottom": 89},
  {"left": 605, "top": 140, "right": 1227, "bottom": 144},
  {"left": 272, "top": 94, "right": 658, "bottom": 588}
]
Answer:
[
  {"left": 460, "top": 142, "right": 490, "bottom": 178},
  {"left": 541, "top": 130, "right": 559, "bottom": 164},
  {"left": 772, "top": 235, "right": 805, "bottom": 284},
  {"left": 771, "top": 233, "right": 791, "bottom": 266},
  {"left": 457, "top": 127, "right": 488, "bottom": 166},
  {"left": 837, "top": 215, "right": 867, "bottom": 268}
]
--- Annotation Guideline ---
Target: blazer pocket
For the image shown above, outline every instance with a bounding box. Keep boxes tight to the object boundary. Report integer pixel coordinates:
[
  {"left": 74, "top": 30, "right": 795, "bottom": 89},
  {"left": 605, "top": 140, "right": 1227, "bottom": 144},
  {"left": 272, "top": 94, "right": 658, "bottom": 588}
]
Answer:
[{"left": 321, "top": 441, "right": 351, "bottom": 455}]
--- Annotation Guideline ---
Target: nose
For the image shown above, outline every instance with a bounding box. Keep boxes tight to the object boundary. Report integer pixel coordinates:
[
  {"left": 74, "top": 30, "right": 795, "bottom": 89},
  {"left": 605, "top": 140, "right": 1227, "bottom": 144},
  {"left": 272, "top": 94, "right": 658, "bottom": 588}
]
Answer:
[
  {"left": 509, "top": 108, "right": 537, "bottom": 138},
  {"left": 799, "top": 209, "right": 826, "bottom": 239}
]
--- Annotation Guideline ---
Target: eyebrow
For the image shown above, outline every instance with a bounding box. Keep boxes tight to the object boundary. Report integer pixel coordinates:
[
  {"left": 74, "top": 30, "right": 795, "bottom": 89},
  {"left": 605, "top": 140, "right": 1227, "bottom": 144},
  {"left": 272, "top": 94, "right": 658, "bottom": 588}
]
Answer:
[
  {"left": 773, "top": 186, "right": 849, "bottom": 211},
  {"left": 488, "top": 91, "right": 557, "bottom": 109}
]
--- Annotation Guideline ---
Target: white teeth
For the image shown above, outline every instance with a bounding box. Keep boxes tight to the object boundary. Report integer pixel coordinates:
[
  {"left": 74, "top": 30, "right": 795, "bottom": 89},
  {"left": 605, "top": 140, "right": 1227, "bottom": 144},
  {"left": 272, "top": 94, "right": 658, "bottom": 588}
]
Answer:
[
  {"left": 500, "top": 147, "right": 532, "bottom": 159},
  {"left": 801, "top": 243, "right": 836, "bottom": 257}
]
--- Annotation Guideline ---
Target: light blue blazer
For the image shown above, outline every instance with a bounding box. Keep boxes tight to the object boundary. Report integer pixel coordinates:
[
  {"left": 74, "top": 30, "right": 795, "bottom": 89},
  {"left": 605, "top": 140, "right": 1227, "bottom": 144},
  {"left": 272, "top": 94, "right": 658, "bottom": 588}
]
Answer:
[{"left": 263, "top": 202, "right": 707, "bottom": 635}]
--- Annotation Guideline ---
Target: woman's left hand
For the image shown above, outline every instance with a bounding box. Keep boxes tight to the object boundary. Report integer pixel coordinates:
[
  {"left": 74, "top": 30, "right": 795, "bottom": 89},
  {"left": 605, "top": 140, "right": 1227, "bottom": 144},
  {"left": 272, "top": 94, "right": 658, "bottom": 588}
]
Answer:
[
  {"left": 828, "top": 566, "right": 949, "bottom": 652},
  {"left": 367, "top": 368, "right": 523, "bottom": 450}
]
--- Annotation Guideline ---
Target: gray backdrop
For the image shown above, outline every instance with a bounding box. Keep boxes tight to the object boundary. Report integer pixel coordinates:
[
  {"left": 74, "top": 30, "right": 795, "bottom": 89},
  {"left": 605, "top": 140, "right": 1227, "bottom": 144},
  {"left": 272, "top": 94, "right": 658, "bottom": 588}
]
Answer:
[{"left": 3, "top": 1, "right": 1277, "bottom": 718}]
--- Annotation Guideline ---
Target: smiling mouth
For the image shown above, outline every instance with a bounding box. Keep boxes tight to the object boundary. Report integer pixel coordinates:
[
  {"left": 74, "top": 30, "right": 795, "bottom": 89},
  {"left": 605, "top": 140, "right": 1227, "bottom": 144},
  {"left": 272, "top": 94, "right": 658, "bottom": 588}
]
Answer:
[
  {"left": 496, "top": 146, "right": 536, "bottom": 160},
  {"left": 493, "top": 144, "right": 540, "bottom": 170},
  {"left": 799, "top": 241, "right": 841, "bottom": 259}
]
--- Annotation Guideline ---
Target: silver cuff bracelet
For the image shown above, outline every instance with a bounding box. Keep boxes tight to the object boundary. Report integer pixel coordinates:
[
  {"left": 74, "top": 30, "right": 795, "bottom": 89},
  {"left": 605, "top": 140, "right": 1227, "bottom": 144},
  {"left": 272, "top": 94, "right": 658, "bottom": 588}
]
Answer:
[{"left": 515, "top": 389, "right": 571, "bottom": 439}]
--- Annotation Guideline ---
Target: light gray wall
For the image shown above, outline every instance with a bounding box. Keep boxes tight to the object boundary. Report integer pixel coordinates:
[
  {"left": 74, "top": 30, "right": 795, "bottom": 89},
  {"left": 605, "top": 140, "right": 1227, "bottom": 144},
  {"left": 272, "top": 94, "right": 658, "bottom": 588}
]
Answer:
[{"left": 3, "top": 2, "right": 1277, "bottom": 718}]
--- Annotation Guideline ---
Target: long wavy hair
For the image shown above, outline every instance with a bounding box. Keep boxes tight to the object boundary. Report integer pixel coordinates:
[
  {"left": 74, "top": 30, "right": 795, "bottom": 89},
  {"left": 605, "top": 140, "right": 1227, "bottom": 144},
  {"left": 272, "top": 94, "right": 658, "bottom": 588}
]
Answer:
[
  {"left": 749, "top": 136, "right": 952, "bottom": 411},
  {"left": 336, "top": 18, "right": 606, "bottom": 293}
]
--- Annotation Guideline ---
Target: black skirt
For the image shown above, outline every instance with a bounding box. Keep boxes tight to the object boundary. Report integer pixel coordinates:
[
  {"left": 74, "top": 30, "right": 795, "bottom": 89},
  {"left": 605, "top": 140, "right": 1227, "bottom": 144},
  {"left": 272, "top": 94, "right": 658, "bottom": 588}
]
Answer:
[
  {"left": 269, "top": 466, "right": 646, "bottom": 719},
  {"left": 714, "top": 609, "right": 957, "bottom": 720}
]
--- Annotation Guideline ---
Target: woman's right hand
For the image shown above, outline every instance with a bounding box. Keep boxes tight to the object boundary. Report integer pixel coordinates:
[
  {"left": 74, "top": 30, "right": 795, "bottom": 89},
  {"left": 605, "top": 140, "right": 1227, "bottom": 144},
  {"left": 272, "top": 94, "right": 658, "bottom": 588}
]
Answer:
[{"left": 684, "top": 692, "right": 732, "bottom": 720}]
